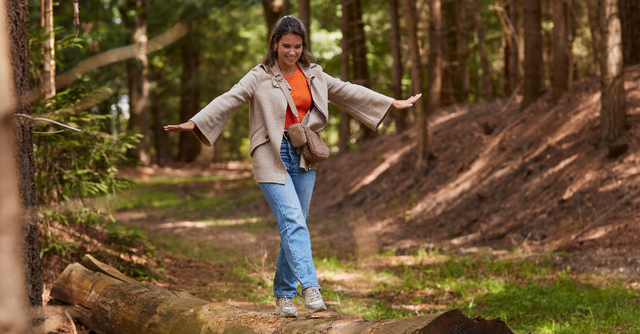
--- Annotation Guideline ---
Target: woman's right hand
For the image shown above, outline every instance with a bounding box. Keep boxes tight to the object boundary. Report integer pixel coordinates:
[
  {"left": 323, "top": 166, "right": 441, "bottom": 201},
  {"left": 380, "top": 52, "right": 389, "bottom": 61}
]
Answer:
[{"left": 164, "top": 120, "right": 195, "bottom": 132}]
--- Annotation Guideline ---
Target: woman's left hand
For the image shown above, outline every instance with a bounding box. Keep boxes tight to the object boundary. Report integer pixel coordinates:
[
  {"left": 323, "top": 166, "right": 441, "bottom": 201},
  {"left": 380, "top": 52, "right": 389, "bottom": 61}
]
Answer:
[{"left": 392, "top": 93, "right": 422, "bottom": 110}]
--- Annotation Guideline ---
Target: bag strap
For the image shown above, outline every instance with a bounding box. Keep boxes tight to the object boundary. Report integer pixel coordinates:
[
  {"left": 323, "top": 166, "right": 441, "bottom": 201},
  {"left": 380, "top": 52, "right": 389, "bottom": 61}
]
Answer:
[{"left": 272, "top": 64, "right": 301, "bottom": 124}]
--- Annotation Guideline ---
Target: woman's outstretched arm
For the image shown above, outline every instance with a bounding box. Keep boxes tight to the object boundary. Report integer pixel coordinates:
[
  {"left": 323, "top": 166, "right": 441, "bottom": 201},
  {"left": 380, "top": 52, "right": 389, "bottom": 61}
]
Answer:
[
  {"left": 164, "top": 120, "right": 195, "bottom": 132},
  {"left": 392, "top": 94, "right": 422, "bottom": 109}
]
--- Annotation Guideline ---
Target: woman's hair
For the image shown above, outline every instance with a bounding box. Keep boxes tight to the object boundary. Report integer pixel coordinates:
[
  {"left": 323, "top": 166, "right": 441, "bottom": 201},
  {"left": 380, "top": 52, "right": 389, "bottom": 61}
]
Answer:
[{"left": 263, "top": 15, "right": 316, "bottom": 68}]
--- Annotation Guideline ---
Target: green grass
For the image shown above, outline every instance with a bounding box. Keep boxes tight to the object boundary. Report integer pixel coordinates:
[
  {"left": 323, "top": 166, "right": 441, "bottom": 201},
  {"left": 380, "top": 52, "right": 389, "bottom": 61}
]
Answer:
[
  {"left": 324, "top": 249, "right": 640, "bottom": 333},
  {"left": 113, "top": 175, "right": 265, "bottom": 221},
  {"left": 481, "top": 274, "right": 640, "bottom": 333}
]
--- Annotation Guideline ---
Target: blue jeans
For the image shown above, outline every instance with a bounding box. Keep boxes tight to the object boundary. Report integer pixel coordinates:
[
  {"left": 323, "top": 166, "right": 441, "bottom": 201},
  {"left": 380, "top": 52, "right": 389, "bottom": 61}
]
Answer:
[{"left": 259, "top": 137, "right": 320, "bottom": 298}]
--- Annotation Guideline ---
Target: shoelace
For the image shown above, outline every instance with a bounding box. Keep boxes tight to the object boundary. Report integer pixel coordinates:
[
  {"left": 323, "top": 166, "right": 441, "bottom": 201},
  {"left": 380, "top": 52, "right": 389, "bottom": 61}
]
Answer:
[
  {"left": 304, "top": 287, "right": 321, "bottom": 301},
  {"left": 277, "top": 297, "right": 294, "bottom": 307}
]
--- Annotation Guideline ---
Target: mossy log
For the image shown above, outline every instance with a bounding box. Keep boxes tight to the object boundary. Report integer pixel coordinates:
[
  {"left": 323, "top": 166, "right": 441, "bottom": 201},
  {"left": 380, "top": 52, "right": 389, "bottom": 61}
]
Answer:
[{"left": 51, "top": 255, "right": 515, "bottom": 334}]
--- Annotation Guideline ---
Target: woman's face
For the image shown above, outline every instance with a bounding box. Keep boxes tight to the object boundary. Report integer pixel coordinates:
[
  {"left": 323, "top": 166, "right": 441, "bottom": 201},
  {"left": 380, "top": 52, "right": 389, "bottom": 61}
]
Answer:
[{"left": 276, "top": 34, "right": 303, "bottom": 68}]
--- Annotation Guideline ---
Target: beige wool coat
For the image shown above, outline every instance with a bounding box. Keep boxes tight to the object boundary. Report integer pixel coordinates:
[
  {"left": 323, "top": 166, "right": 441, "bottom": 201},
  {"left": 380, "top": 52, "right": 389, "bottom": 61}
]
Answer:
[{"left": 190, "top": 63, "right": 394, "bottom": 184}]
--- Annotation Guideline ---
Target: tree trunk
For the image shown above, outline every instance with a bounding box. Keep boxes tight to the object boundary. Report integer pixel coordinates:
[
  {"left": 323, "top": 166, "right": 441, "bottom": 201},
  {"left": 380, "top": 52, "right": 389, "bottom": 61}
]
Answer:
[
  {"left": 298, "top": 0, "right": 311, "bottom": 49},
  {"left": 441, "top": 1, "right": 456, "bottom": 106},
  {"left": 345, "top": 0, "right": 376, "bottom": 141},
  {"left": 213, "top": 136, "right": 225, "bottom": 162},
  {"left": 263, "top": 0, "right": 291, "bottom": 39},
  {"left": 414, "top": 0, "right": 436, "bottom": 167},
  {"left": 51, "top": 255, "right": 515, "bottom": 334},
  {"left": 552, "top": 0, "right": 568, "bottom": 103},
  {"left": 0, "top": 5, "right": 29, "bottom": 333},
  {"left": 599, "top": 0, "right": 627, "bottom": 143},
  {"left": 472, "top": 0, "right": 493, "bottom": 102},
  {"left": 456, "top": 0, "right": 469, "bottom": 103},
  {"left": 522, "top": 0, "right": 543, "bottom": 110},
  {"left": 123, "top": 0, "right": 151, "bottom": 165},
  {"left": 567, "top": 0, "right": 576, "bottom": 86},
  {"left": 508, "top": 0, "right": 520, "bottom": 94},
  {"left": 149, "top": 76, "right": 170, "bottom": 167},
  {"left": 8, "top": 0, "right": 44, "bottom": 331},
  {"left": 503, "top": 8, "right": 511, "bottom": 96},
  {"left": 619, "top": 0, "right": 640, "bottom": 66},
  {"left": 339, "top": 0, "right": 351, "bottom": 154},
  {"left": 40, "top": 0, "right": 55, "bottom": 100},
  {"left": 388, "top": 0, "right": 407, "bottom": 132},
  {"left": 587, "top": 0, "right": 601, "bottom": 76},
  {"left": 178, "top": 27, "right": 202, "bottom": 163}
]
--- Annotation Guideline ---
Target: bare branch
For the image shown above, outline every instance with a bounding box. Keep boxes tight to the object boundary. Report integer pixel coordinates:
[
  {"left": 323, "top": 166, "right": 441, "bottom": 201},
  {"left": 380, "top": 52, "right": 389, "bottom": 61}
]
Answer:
[
  {"left": 14, "top": 114, "right": 82, "bottom": 132},
  {"left": 29, "top": 21, "right": 188, "bottom": 101}
]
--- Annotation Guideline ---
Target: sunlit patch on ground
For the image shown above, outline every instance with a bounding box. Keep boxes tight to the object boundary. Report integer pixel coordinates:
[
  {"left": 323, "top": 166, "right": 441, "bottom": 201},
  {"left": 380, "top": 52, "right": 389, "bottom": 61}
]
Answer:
[{"left": 158, "top": 217, "right": 262, "bottom": 228}]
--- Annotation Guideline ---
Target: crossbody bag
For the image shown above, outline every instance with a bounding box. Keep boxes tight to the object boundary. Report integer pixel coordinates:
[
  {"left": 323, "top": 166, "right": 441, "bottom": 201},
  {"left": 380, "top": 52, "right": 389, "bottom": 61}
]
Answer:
[{"left": 273, "top": 66, "right": 330, "bottom": 164}]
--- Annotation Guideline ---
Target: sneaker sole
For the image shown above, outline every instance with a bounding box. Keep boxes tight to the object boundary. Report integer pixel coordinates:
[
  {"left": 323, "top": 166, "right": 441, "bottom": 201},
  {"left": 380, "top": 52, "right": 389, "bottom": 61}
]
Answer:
[
  {"left": 304, "top": 300, "right": 327, "bottom": 314},
  {"left": 275, "top": 306, "right": 298, "bottom": 318}
]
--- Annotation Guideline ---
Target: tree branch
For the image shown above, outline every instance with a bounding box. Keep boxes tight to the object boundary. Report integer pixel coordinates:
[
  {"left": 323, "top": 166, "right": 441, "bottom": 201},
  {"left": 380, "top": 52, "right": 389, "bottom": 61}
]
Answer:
[
  {"left": 14, "top": 114, "right": 82, "bottom": 132},
  {"left": 29, "top": 21, "right": 188, "bottom": 102}
]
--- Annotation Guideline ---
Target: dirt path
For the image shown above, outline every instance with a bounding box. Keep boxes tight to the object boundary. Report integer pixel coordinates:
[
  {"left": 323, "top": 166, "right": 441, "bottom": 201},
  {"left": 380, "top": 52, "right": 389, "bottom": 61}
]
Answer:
[{"left": 111, "top": 165, "right": 361, "bottom": 317}]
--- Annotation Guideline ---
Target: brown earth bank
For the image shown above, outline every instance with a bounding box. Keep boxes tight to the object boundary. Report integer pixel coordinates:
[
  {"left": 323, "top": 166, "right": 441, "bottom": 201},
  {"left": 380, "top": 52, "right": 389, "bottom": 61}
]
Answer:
[
  {"left": 39, "top": 65, "right": 640, "bottom": 333},
  {"left": 313, "top": 64, "right": 640, "bottom": 277}
]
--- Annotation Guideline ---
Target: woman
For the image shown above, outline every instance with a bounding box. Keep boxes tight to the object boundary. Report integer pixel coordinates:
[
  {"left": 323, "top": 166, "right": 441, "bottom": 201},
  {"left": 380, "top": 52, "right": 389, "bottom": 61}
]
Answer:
[{"left": 165, "top": 16, "right": 420, "bottom": 317}]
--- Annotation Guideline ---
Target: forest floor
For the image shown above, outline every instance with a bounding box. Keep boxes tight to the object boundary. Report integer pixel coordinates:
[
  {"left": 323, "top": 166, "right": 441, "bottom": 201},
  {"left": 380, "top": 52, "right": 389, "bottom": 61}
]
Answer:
[{"left": 42, "top": 66, "right": 640, "bottom": 334}]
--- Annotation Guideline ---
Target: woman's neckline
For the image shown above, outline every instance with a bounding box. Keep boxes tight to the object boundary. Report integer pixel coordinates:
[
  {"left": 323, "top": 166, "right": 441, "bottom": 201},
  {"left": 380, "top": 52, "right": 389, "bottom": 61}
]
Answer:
[{"left": 278, "top": 61, "right": 298, "bottom": 76}]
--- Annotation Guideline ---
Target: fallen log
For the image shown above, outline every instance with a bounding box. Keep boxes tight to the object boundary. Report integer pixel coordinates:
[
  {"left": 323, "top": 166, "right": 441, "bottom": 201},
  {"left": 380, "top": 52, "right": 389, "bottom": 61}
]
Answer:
[{"left": 51, "top": 255, "right": 515, "bottom": 334}]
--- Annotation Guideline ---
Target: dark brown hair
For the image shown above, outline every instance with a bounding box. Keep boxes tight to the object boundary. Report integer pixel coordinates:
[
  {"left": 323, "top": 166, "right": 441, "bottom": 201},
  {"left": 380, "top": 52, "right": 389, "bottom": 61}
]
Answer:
[{"left": 263, "top": 15, "right": 316, "bottom": 68}]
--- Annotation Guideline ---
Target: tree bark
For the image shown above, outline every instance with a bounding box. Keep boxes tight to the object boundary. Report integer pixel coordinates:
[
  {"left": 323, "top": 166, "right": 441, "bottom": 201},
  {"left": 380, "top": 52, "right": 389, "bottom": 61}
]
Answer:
[
  {"left": 503, "top": 3, "right": 511, "bottom": 97},
  {"left": 552, "top": 0, "right": 569, "bottom": 103},
  {"left": 472, "top": 0, "right": 493, "bottom": 102},
  {"left": 298, "top": 0, "right": 311, "bottom": 49},
  {"left": 587, "top": 0, "right": 601, "bottom": 76},
  {"left": 522, "top": 0, "right": 543, "bottom": 110},
  {"left": 51, "top": 255, "right": 516, "bottom": 334},
  {"left": 40, "top": 0, "right": 55, "bottom": 100},
  {"left": 339, "top": 0, "right": 351, "bottom": 154},
  {"left": 213, "top": 136, "right": 225, "bottom": 162},
  {"left": 456, "top": 0, "right": 469, "bottom": 103},
  {"left": 0, "top": 4, "right": 29, "bottom": 334},
  {"left": 599, "top": 0, "right": 627, "bottom": 143},
  {"left": 508, "top": 0, "right": 520, "bottom": 95},
  {"left": 388, "top": 0, "right": 407, "bottom": 132},
  {"left": 415, "top": 0, "right": 436, "bottom": 167},
  {"left": 619, "top": 0, "right": 640, "bottom": 66},
  {"left": 149, "top": 72, "right": 170, "bottom": 167},
  {"left": 178, "top": 26, "right": 202, "bottom": 163},
  {"left": 344, "top": 0, "right": 376, "bottom": 141},
  {"left": 263, "top": 0, "right": 291, "bottom": 39},
  {"left": 441, "top": 1, "right": 456, "bottom": 105},
  {"left": 7, "top": 0, "right": 44, "bottom": 331},
  {"left": 123, "top": 0, "right": 151, "bottom": 165}
]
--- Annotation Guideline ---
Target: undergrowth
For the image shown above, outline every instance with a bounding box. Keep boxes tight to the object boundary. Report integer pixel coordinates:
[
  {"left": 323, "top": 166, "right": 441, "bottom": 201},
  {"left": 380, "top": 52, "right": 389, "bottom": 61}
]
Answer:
[{"left": 31, "top": 31, "right": 155, "bottom": 279}]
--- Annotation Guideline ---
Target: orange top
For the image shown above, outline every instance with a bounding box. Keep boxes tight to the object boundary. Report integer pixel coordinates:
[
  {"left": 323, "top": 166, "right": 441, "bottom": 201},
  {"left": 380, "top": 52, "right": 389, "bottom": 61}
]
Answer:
[{"left": 283, "top": 66, "right": 312, "bottom": 129}]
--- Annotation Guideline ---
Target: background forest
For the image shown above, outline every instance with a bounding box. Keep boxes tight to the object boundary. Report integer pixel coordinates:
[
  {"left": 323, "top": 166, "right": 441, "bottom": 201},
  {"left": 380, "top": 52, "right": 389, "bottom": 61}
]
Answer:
[
  {"left": 2, "top": 0, "right": 640, "bottom": 332},
  {"left": 28, "top": 0, "right": 638, "bottom": 164}
]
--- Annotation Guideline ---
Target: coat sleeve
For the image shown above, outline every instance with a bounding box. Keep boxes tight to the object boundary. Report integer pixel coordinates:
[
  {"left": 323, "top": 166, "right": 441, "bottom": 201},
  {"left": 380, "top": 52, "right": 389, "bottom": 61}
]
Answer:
[
  {"left": 189, "top": 66, "right": 261, "bottom": 146},
  {"left": 323, "top": 72, "right": 395, "bottom": 131}
]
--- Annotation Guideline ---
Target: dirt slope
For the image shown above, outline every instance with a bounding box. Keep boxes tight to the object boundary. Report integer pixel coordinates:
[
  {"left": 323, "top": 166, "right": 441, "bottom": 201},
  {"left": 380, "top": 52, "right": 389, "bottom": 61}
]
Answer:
[{"left": 314, "top": 65, "right": 640, "bottom": 276}]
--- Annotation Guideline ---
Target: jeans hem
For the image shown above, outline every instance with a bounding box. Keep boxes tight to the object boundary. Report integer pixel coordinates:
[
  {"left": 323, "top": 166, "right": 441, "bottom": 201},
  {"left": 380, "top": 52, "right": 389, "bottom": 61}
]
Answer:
[
  {"left": 301, "top": 283, "right": 321, "bottom": 291},
  {"left": 274, "top": 293, "right": 298, "bottom": 298}
]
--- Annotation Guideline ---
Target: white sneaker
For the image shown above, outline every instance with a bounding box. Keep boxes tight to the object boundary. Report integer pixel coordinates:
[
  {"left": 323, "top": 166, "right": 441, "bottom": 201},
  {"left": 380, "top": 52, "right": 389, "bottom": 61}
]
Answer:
[
  {"left": 302, "top": 287, "right": 327, "bottom": 313},
  {"left": 275, "top": 297, "right": 298, "bottom": 318}
]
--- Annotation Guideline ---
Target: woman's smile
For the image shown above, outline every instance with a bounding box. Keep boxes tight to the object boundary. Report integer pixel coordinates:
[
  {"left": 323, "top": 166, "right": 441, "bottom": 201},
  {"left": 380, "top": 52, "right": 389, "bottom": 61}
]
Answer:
[{"left": 277, "top": 34, "right": 303, "bottom": 73}]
